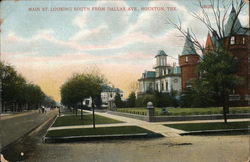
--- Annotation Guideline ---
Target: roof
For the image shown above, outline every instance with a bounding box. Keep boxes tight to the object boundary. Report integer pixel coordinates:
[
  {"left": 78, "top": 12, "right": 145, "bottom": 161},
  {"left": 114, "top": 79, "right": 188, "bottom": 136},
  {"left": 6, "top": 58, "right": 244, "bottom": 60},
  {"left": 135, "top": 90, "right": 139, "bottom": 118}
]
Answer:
[
  {"left": 143, "top": 71, "right": 156, "bottom": 78},
  {"left": 224, "top": 6, "right": 249, "bottom": 36},
  {"left": 211, "top": 32, "right": 220, "bottom": 48},
  {"left": 155, "top": 50, "right": 167, "bottom": 57},
  {"left": 102, "top": 85, "right": 123, "bottom": 93},
  {"left": 181, "top": 29, "right": 197, "bottom": 56}
]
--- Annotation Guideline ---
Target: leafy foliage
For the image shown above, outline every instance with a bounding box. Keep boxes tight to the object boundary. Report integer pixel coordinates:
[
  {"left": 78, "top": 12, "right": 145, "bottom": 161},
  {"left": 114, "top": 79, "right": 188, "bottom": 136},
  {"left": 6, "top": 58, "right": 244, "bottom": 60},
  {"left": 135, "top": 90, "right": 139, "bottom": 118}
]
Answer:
[
  {"left": 60, "top": 72, "right": 106, "bottom": 107},
  {"left": 1, "top": 62, "right": 48, "bottom": 111},
  {"left": 114, "top": 92, "right": 124, "bottom": 108},
  {"left": 127, "top": 92, "right": 136, "bottom": 107}
]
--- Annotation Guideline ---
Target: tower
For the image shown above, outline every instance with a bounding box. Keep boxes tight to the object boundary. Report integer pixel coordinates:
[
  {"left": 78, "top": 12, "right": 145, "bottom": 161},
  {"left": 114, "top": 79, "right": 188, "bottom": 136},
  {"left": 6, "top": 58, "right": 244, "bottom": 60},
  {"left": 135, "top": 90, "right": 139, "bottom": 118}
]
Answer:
[
  {"left": 154, "top": 50, "right": 168, "bottom": 77},
  {"left": 179, "top": 29, "right": 200, "bottom": 90},
  {"left": 223, "top": 5, "right": 250, "bottom": 104}
]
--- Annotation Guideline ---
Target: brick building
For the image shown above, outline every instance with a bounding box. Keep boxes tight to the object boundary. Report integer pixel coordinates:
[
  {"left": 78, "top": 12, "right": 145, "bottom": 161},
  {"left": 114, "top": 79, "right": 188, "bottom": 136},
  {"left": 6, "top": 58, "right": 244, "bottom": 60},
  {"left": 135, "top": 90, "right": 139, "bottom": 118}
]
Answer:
[{"left": 179, "top": 6, "right": 250, "bottom": 104}]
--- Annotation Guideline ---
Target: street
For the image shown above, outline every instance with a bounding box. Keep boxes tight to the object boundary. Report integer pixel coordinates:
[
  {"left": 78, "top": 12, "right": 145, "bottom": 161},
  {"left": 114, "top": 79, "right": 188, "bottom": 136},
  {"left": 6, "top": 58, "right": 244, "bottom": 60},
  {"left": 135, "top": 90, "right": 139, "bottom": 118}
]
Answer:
[{"left": 1, "top": 118, "right": 249, "bottom": 162}]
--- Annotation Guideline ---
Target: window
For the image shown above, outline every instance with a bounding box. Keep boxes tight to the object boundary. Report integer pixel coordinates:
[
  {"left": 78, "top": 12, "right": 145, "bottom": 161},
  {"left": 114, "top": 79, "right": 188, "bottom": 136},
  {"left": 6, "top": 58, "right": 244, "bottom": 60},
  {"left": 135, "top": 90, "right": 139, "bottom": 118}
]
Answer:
[
  {"left": 230, "top": 36, "right": 235, "bottom": 45},
  {"left": 161, "top": 83, "right": 164, "bottom": 91},
  {"left": 185, "top": 56, "right": 188, "bottom": 63},
  {"left": 243, "top": 37, "right": 245, "bottom": 44}
]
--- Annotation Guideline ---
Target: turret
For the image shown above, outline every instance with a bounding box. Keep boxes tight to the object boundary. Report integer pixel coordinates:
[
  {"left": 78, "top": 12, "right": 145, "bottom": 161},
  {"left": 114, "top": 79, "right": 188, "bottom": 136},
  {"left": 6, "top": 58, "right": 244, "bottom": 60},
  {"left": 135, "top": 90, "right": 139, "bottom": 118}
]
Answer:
[
  {"left": 178, "top": 29, "right": 200, "bottom": 90},
  {"left": 154, "top": 50, "right": 168, "bottom": 77}
]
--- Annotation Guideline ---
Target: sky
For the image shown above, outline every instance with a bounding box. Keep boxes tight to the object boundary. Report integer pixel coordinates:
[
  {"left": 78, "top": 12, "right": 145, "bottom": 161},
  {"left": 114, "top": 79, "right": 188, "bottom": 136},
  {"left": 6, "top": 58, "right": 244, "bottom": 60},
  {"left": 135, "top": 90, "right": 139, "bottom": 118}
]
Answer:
[{"left": 1, "top": 0, "right": 249, "bottom": 102}]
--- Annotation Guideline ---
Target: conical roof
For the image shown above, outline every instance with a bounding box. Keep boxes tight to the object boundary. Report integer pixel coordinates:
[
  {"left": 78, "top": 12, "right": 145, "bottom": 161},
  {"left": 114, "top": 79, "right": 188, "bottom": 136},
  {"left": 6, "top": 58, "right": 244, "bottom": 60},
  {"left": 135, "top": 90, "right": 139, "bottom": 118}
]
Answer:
[
  {"left": 155, "top": 50, "right": 167, "bottom": 57},
  {"left": 181, "top": 29, "right": 197, "bottom": 56},
  {"left": 224, "top": 6, "right": 246, "bottom": 36}
]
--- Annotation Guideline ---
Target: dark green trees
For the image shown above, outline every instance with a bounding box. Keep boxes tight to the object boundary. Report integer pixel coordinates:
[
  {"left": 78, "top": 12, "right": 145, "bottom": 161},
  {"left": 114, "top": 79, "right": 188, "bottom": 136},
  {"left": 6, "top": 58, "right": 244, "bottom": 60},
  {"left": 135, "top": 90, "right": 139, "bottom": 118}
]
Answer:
[
  {"left": 198, "top": 48, "right": 241, "bottom": 123},
  {"left": 114, "top": 92, "right": 123, "bottom": 108},
  {"left": 60, "top": 72, "right": 105, "bottom": 127},
  {"left": 1, "top": 62, "right": 46, "bottom": 112},
  {"left": 127, "top": 92, "right": 136, "bottom": 107}
]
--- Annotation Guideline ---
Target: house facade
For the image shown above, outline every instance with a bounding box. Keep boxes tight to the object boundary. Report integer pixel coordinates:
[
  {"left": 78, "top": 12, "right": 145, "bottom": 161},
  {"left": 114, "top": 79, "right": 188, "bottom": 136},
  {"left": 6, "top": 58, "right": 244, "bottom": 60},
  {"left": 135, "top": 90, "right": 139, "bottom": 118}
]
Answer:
[
  {"left": 138, "top": 50, "right": 182, "bottom": 94},
  {"left": 83, "top": 85, "right": 124, "bottom": 108}
]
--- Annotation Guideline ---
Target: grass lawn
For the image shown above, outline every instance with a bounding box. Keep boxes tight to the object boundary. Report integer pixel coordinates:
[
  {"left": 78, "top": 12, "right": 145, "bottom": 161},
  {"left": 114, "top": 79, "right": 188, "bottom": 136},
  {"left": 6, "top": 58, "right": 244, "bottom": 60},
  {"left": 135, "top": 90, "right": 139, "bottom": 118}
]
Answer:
[
  {"left": 46, "top": 126, "right": 154, "bottom": 137},
  {"left": 116, "top": 106, "right": 250, "bottom": 116},
  {"left": 52, "top": 114, "right": 123, "bottom": 127},
  {"left": 165, "top": 121, "right": 250, "bottom": 131}
]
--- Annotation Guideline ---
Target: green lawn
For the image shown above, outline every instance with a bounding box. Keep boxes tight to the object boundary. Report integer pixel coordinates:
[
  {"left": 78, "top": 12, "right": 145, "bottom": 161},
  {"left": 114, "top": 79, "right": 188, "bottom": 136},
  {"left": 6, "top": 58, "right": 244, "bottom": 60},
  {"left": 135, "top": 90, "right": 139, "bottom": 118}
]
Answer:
[
  {"left": 46, "top": 126, "right": 154, "bottom": 137},
  {"left": 165, "top": 121, "right": 250, "bottom": 131},
  {"left": 52, "top": 114, "right": 123, "bottom": 127},
  {"left": 116, "top": 107, "right": 250, "bottom": 116}
]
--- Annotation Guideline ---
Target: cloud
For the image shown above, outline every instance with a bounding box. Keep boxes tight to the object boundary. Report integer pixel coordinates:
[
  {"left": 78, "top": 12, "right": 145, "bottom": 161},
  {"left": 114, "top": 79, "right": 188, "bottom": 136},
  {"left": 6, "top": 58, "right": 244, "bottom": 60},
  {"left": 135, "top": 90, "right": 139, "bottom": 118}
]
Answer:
[{"left": 71, "top": 0, "right": 131, "bottom": 45}]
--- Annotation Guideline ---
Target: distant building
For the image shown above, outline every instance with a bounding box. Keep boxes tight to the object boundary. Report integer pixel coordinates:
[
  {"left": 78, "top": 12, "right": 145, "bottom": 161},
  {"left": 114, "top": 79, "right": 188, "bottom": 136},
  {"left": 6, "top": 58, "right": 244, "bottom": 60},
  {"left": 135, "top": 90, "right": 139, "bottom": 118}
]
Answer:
[
  {"left": 83, "top": 85, "right": 124, "bottom": 108},
  {"left": 101, "top": 85, "right": 124, "bottom": 108},
  {"left": 138, "top": 50, "right": 182, "bottom": 95}
]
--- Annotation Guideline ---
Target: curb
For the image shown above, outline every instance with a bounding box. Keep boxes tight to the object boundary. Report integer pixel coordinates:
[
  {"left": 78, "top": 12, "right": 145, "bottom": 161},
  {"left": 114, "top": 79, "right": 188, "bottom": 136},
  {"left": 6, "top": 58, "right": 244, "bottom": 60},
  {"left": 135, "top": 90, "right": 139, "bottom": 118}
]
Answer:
[
  {"left": 44, "top": 133, "right": 163, "bottom": 143},
  {"left": 180, "top": 128, "right": 250, "bottom": 135},
  {"left": 1, "top": 111, "right": 58, "bottom": 152}
]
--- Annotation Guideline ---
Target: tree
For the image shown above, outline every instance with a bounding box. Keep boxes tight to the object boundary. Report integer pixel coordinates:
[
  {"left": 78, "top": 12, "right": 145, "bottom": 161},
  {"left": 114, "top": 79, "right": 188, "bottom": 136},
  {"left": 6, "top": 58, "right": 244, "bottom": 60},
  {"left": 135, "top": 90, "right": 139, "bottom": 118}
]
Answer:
[
  {"left": 1, "top": 62, "right": 45, "bottom": 112},
  {"left": 136, "top": 93, "right": 156, "bottom": 107},
  {"left": 153, "top": 91, "right": 179, "bottom": 108},
  {"left": 167, "top": 0, "right": 246, "bottom": 53},
  {"left": 114, "top": 92, "right": 123, "bottom": 108},
  {"left": 167, "top": 0, "right": 246, "bottom": 123},
  {"left": 42, "top": 96, "right": 57, "bottom": 108},
  {"left": 198, "top": 48, "right": 241, "bottom": 123},
  {"left": 127, "top": 92, "right": 136, "bottom": 107},
  {"left": 60, "top": 71, "right": 106, "bottom": 128}
]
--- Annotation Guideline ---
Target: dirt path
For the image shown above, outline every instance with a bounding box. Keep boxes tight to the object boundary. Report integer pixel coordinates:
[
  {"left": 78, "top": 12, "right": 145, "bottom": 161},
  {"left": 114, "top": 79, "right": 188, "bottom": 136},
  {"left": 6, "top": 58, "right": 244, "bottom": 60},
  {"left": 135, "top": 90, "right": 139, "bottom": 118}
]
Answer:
[{"left": 26, "top": 134, "right": 249, "bottom": 162}]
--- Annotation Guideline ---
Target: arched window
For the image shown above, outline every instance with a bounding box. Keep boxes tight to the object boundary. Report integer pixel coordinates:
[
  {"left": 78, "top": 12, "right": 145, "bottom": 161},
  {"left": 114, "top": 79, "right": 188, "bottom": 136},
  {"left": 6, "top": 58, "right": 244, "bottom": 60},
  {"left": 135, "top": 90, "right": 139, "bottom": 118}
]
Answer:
[
  {"left": 185, "top": 56, "right": 188, "bottom": 63},
  {"left": 230, "top": 36, "right": 235, "bottom": 45}
]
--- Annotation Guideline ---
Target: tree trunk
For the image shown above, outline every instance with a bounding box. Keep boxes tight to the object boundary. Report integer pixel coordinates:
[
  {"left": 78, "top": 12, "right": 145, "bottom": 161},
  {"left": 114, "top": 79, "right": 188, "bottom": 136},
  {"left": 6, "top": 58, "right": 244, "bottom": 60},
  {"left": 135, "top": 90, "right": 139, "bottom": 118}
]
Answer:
[
  {"left": 223, "top": 95, "right": 229, "bottom": 124},
  {"left": 92, "top": 101, "right": 96, "bottom": 129},
  {"left": 222, "top": 105, "right": 227, "bottom": 124},
  {"left": 81, "top": 101, "right": 83, "bottom": 120}
]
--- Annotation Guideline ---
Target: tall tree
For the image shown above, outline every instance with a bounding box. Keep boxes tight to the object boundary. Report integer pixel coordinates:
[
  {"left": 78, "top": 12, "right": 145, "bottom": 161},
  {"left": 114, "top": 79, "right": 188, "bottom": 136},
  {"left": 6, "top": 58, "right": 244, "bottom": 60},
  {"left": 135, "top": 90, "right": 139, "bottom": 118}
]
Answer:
[
  {"left": 60, "top": 71, "right": 106, "bottom": 128},
  {"left": 127, "top": 92, "right": 136, "bottom": 107},
  {"left": 1, "top": 62, "right": 45, "bottom": 112},
  {"left": 199, "top": 48, "right": 241, "bottom": 123},
  {"left": 114, "top": 92, "right": 123, "bottom": 108}
]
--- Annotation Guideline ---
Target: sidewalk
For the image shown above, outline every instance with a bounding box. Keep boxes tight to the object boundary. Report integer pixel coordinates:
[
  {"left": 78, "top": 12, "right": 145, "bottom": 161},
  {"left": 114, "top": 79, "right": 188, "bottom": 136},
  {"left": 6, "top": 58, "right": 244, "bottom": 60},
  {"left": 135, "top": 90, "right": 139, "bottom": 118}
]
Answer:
[
  {"left": 83, "top": 110, "right": 249, "bottom": 137},
  {"left": 51, "top": 110, "right": 249, "bottom": 137},
  {"left": 48, "top": 123, "right": 135, "bottom": 131},
  {"left": 82, "top": 110, "right": 186, "bottom": 137}
]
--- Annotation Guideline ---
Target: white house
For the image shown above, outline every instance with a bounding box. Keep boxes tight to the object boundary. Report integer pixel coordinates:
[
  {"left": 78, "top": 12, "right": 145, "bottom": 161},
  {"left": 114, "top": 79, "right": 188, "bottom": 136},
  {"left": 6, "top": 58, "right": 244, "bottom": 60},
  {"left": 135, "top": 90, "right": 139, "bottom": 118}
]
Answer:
[
  {"left": 138, "top": 50, "right": 181, "bottom": 94},
  {"left": 83, "top": 85, "right": 124, "bottom": 108}
]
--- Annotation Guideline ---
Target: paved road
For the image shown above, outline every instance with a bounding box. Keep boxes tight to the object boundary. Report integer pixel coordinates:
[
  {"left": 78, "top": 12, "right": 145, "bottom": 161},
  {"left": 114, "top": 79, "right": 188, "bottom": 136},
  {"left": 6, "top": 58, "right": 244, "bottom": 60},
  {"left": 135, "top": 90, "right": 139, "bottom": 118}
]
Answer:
[
  {"left": 26, "top": 134, "right": 250, "bottom": 162},
  {"left": 1, "top": 110, "right": 249, "bottom": 162}
]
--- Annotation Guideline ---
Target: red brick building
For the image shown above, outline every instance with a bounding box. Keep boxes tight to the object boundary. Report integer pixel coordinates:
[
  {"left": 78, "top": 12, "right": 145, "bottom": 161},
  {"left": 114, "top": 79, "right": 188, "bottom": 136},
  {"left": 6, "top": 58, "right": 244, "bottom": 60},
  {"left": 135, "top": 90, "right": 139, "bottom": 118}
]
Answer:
[
  {"left": 179, "top": 29, "right": 200, "bottom": 90},
  {"left": 179, "top": 6, "right": 250, "bottom": 104}
]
